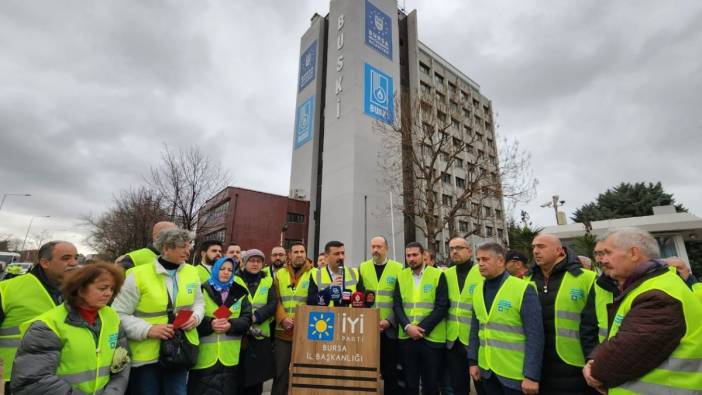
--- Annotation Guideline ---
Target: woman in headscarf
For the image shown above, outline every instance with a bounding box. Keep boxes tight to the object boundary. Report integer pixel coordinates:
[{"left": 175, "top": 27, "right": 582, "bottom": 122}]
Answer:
[
  {"left": 238, "top": 249, "right": 276, "bottom": 395},
  {"left": 188, "top": 256, "right": 251, "bottom": 395}
]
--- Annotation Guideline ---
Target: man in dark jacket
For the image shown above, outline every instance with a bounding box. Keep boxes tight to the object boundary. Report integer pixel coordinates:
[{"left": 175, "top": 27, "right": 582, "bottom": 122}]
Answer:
[
  {"left": 0, "top": 241, "right": 78, "bottom": 395},
  {"left": 530, "top": 234, "right": 599, "bottom": 395},
  {"left": 584, "top": 227, "right": 702, "bottom": 394}
]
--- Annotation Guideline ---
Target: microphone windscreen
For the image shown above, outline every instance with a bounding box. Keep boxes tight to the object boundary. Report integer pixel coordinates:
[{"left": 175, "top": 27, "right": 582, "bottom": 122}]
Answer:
[
  {"left": 351, "top": 291, "right": 365, "bottom": 308},
  {"left": 364, "top": 291, "right": 376, "bottom": 308}
]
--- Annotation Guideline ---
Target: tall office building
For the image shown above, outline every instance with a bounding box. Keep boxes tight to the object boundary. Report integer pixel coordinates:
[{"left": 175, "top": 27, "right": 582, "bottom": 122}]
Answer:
[{"left": 290, "top": 0, "right": 506, "bottom": 265}]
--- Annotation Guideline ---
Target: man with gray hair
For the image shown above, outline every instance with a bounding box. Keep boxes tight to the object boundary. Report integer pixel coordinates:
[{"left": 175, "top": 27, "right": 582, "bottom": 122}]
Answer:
[
  {"left": 118, "top": 221, "right": 177, "bottom": 271},
  {"left": 0, "top": 241, "right": 78, "bottom": 394},
  {"left": 468, "top": 242, "right": 543, "bottom": 395},
  {"left": 113, "top": 227, "right": 205, "bottom": 395},
  {"left": 584, "top": 227, "right": 702, "bottom": 394}
]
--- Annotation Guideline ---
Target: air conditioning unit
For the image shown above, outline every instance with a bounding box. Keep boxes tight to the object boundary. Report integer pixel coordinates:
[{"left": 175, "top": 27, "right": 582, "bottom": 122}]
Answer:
[{"left": 292, "top": 189, "right": 306, "bottom": 199}]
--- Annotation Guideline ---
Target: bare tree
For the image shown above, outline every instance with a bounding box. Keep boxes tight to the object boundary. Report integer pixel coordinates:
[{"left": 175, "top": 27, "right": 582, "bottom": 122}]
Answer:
[
  {"left": 376, "top": 85, "right": 537, "bottom": 253},
  {"left": 84, "top": 187, "right": 169, "bottom": 258},
  {"left": 147, "top": 145, "right": 231, "bottom": 232}
]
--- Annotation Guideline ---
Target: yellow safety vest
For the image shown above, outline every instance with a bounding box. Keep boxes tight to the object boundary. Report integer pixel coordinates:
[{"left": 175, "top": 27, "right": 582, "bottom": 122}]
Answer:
[
  {"left": 193, "top": 280, "right": 246, "bottom": 369},
  {"left": 397, "top": 266, "right": 446, "bottom": 344},
  {"left": 693, "top": 283, "right": 702, "bottom": 303},
  {"left": 275, "top": 267, "right": 312, "bottom": 332},
  {"left": 0, "top": 273, "right": 57, "bottom": 381},
  {"left": 359, "top": 259, "right": 403, "bottom": 321},
  {"left": 24, "top": 304, "right": 120, "bottom": 395},
  {"left": 528, "top": 270, "right": 596, "bottom": 367},
  {"left": 128, "top": 262, "right": 200, "bottom": 366},
  {"left": 609, "top": 270, "right": 702, "bottom": 394},
  {"left": 445, "top": 263, "right": 484, "bottom": 345},
  {"left": 126, "top": 248, "right": 157, "bottom": 267},
  {"left": 474, "top": 275, "right": 529, "bottom": 381},
  {"left": 594, "top": 282, "right": 614, "bottom": 342},
  {"left": 195, "top": 264, "right": 211, "bottom": 284},
  {"left": 313, "top": 266, "right": 359, "bottom": 292},
  {"left": 248, "top": 275, "right": 274, "bottom": 338}
]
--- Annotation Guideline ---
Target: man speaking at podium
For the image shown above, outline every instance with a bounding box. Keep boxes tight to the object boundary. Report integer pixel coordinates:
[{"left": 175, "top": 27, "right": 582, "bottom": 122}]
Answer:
[
  {"left": 357, "top": 236, "right": 404, "bottom": 395},
  {"left": 393, "top": 241, "right": 449, "bottom": 395},
  {"left": 306, "top": 241, "right": 358, "bottom": 306}
]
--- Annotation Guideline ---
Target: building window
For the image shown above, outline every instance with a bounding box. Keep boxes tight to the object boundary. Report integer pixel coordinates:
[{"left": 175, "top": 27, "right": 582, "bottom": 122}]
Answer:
[
  {"left": 436, "top": 91, "right": 445, "bottom": 104},
  {"left": 441, "top": 172, "right": 452, "bottom": 184},
  {"left": 434, "top": 72, "right": 444, "bottom": 85},
  {"left": 419, "top": 62, "right": 430, "bottom": 75},
  {"left": 420, "top": 82, "right": 431, "bottom": 96},
  {"left": 448, "top": 82, "right": 457, "bottom": 96},
  {"left": 437, "top": 111, "right": 447, "bottom": 123},
  {"left": 455, "top": 158, "right": 464, "bottom": 168},
  {"left": 455, "top": 177, "right": 466, "bottom": 189},
  {"left": 495, "top": 209, "right": 503, "bottom": 220},
  {"left": 452, "top": 119, "right": 460, "bottom": 130},
  {"left": 209, "top": 201, "right": 230, "bottom": 219},
  {"left": 287, "top": 212, "right": 305, "bottom": 224},
  {"left": 486, "top": 226, "right": 494, "bottom": 237},
  {"left": 205, "top": 229, "right": 226, "bottom": 243},
  {"left": 484, "top": 206, "right": 493, "bottom": 217},
  {"left": 487, "top": 138, "right": 494, "bottom": 149},
  {"left": 440, "top": 151, "right": 449, "bottom": 162},
  {"left": 459, "top": 221, "right": 469, "bottom": 233},
  {"left": 473, "top": 98, "right": 480, "bottom": 108},
  {"left": 453, "top": 137, "right": 462, "bottom": 148},
  {"left": 442, "top": 194, "right": 453, "bottom": 206},
  {"left": 471, "top": 203, "right": 480, "bottom": 214},
  {"left": 497, "top": 228, "right": 504, "bottom": 239}
]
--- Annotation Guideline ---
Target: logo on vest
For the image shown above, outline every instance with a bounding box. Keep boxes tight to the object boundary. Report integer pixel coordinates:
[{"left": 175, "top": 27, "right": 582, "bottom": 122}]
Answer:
[
  {"left": 259, "top": 286, "right": 269, "bottom": 294},
  {"left": 468, "top": 284, "right": 477, "bottom": 295},
  {"left": 569, "top": 288, "right": 585, "bottom": 301},
  {"left": 301, "top": 280, "right": 309, "bottom": 289},
  {"left": 308, "top": 311, "right": 335, "bottom": 341},
  {"left": 423, "top": 284, "right": 434, "bottom": 293},
  {"left": 109, "top": 333, "right": 119, "bottom": 349},
  {"left": 613, "top": 314, "right": 624, "bottom": 325},
  {"left": 385, "top": 275, "right": 396, "bottom": 285},
  {"left": 497, "top": 300, "right": 513, "bottom": 312},
  {"left": 186, "top": 282, "right": 197, "bottom": 294}
]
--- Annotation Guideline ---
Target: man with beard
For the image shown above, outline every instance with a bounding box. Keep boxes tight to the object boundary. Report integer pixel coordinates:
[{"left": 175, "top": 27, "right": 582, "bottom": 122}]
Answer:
[
  {"left": 444, "top": 237, "right": 484, "bottom": 394},
  {"left": 1, "top": 241, "right": 79, "bottom": 394},
  {"left": 271, "top": 242, "right": 314, "bottom": 395},
  {"left": 195, "top": 240, "right": 223, "bottom": 283},
  {"left": 357, "top": 236, "right": 403, "bottom": 395},
  {"left": 306, "top": 241, "right": 359, "bottom": 305},
  {"left": 265, "top": 246, "right": 286, "bottom": 279},
  {"left": 225, "top": 242, "right": 242, "bottom": 262},
  {"left": 393, "top": 242, "right": 449, "bottom": 395},
  {"left": 529, "top": 234, "right": 598, "bottom": 395}
]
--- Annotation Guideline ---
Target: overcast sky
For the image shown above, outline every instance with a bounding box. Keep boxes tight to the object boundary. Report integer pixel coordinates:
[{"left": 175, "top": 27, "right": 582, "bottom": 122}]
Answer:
[{"left": 1, "top": 0, "right": 701, "bottom": 254}]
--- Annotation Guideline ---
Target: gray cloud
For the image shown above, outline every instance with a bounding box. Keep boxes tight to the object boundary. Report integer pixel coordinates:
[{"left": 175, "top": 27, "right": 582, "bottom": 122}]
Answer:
[{"left": 0, "top": 0, "right": 700, "bottom": 252}]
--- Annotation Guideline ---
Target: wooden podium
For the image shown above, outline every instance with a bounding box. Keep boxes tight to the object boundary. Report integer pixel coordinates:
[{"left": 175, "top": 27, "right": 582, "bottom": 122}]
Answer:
[{"left": 289, "top": 305, "right": 380, "bottom": 394}]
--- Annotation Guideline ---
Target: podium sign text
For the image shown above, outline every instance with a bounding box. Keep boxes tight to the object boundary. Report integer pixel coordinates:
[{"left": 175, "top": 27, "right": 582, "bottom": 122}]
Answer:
[{"left": 289, "top": 305, "right": 380, "bottom": 394}]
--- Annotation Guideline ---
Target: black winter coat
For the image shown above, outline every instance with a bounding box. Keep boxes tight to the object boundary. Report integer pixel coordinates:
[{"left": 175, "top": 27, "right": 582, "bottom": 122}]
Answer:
[
  {"left": 530, "top": 248, "right": 599, "bottom": 395},
  {"left": 187, "top": 281, "right": 252, "bottom": 395},
  {"left": 238, "top": 270, "right": 276, "bottom": 387}
]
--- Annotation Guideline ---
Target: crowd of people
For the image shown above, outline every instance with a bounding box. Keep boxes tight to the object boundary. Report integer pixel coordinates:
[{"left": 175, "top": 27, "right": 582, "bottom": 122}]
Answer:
[{"left": 0, "top": 220, "right": 701, "bottom": 395}]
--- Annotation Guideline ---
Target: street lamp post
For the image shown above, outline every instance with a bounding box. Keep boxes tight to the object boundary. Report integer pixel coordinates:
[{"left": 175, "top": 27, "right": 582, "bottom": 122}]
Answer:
[
  {"left": 21, "top": 215, "right": 50, "bottom": 260},
  {"left": 0, "top": 193, "right": 31, "bottom": 212}
]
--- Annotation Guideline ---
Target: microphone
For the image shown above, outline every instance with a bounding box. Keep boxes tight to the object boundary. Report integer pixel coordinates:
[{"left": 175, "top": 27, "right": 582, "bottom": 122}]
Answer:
[
  {"left": 351, "top": 291, "right": 365, "bottom": 308},
  {"left": 316, "top": 287, "right": 331, "bottom": 306},
  {"left": 364, "top": 291, "right": 376, "bottom": 308},
  {"left": 330, "top": 285, "right": 342, "bottom": 304},
  {"left": 341, "top": 289, "right": 352, "bottom": 306}
]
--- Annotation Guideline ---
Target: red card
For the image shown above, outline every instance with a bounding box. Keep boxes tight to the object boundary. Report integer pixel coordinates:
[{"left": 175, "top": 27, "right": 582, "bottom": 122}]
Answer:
[
  {"left": 213, "top": 305, "right": 232, "bottom": 319},
  {"left": 172, "top": 309, "right": 193, "bottom": 329}
]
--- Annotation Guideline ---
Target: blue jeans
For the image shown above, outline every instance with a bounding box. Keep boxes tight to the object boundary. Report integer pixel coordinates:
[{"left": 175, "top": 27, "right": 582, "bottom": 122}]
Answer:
[{"left": 129, "top": 363, "right": 188, "bottom": 395}]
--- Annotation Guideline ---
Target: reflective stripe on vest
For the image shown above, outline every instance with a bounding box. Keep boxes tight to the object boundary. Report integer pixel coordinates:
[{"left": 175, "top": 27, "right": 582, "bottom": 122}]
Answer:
[
  {"left": 554, "top": 270, "right": 596, "bottom": 367},
  {"left": 608, "top": 270, "right": 702, "bottom": 394},
  {"left": 126, "top": 247, "right": 157, "bottom": 268},
  {"left": 276, "top": 267, "right": 312, "bottom": 331},
  {"left": 474, "top": 275, "right": 529, "bottom": 381},
  {"left": 0, "top": 273, "right": 57, "bottom": 381},
  {"left": 193, "top": 289, "right": 244, "bottom": 369},
  {"left": 445, "top": 264, "right": 483, "bottom": 345},
  {"left": 30, "top": 305, "right": 120, "bottom": 394},
  {"left": 594, "top": 282, "right": 614, "bottom": 342},
  {"left": 248, "top": 275, "right": 274, "bottom": 338},
  {"left": 359, "top": 259, "right": 403, "bottom": 321},
  {"left": 397, "top": 266, "right": 446, "bottom": 344},
  {"left": 129, "top": 263, "right": 200, "bottom": 366},
  {"left": 314, "top": 266, "right": 359, "bottom": 292}
]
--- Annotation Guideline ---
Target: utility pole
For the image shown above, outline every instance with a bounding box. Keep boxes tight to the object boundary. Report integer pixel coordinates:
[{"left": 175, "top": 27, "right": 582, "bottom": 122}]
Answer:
[{"left": 540, "top": 195, "right": 566, "bottom": 225}]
